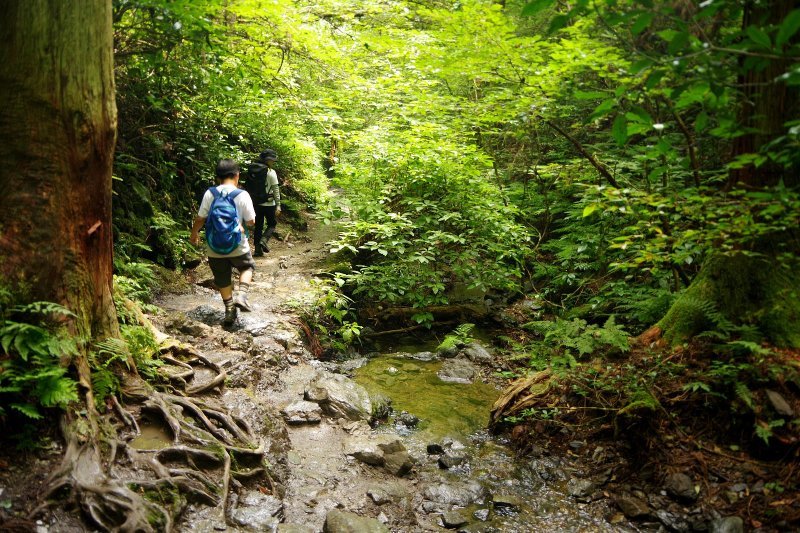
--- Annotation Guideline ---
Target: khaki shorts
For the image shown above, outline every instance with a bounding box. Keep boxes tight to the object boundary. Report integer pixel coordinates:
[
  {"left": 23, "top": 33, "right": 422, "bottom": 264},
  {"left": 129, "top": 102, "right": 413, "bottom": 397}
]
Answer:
[{"left": 208, "top": 253, "right": 256, "bottom": 288}]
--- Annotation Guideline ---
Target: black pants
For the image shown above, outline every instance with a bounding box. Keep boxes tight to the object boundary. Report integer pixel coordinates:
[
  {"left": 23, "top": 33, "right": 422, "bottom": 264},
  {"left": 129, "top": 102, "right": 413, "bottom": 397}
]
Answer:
[{"left": 254, "top": 204, "right": 277, "bottom": 250}]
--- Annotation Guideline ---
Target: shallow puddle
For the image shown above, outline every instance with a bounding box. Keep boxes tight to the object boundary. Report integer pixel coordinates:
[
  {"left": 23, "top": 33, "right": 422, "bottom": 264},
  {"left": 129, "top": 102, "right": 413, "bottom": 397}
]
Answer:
[{"left": 129, "top": 421, "right": 173, "bottom": 450}]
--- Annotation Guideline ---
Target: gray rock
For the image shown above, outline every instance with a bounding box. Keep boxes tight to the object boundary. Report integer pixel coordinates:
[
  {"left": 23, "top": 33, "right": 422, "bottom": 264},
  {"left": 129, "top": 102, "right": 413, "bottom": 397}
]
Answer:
[
  {"left": 438, "top": 358, "right": 477, "bottom": 384},
  {"left": 230, "top": 492, "right": 282, "bottom": 530},
  {"left": 473, "top": 508, "right": 490, "bottom": 521},
  {"left": 656, "top": 509, "right": 690, "bottom": 532},
  {"left": 462, "top": 342, "right": 492, "bottom": 362},
  {"left": 396, "top": 411, "right": 419, "bottom": 428},
  {"left": 281, "top": 400, "right": 323, "bottom": 425},
  {"left": 437, "top": 346, "right": 460, "bottom": 359},
  {"left": 423, "top": 481, "right": 487, "bottom": 508},
  {"left": 345, "top": 435, "right": 407, "bottom": 469},
  {"left": 383, "top": 450, "right": 414, "bottom": 477},
  {"left": 442, "top": 510, "right": 469, "bottom": 529},
  {"left": 339, "top": 357, "right": 369, "bottom": 373},
  {"left": 492, "top": 494, "right": 523, "bottom": 511},
  {"left": 371, "top": 394, "right": 393, "bottom": 420},
  {"left": 616, "top": 495, "right": 650, "bottom": 518},
  {"left": 765, "top": 389, "right": 794, "bottom": 416},
  {"left": 729, "top": 483, "right": 747, "bottom": 493},
  {"left": 427, "top": 443, "right": 445, "bottom": 455},
  {"left": 709, "top": 516, "right": 744, "bottom": 533},
  {"left": 323, "top": 509, "right": 390, "bottom": 533},
  {"left": 409, "top": 351, "right": 437, "bottom": 361},
  {"left": 368, "top": 487, "right": 393, "bottom": 505},
  {"left": 567, "top": 478, "right": 596, "bottom": 498},
  {"left": 438, "top": 454, "right": 466, "bottom": 469},
  {"left": 665, "top": 472, "right": 698, "bottom": 502},
  {"left": 305, "top": 371, "right": 373, "bottom": 421}
]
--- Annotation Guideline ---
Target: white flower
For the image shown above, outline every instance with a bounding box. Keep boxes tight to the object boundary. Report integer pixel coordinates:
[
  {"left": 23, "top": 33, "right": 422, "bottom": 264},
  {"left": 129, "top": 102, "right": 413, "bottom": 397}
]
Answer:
[{"left": 653, "top": 123, "right": 665, "bottom": 131}]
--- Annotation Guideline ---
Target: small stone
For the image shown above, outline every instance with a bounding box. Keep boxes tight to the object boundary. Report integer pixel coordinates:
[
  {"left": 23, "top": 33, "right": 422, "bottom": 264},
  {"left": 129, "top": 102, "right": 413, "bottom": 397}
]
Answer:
[
  {"left": 438, "top": 454, "right": 466, "bottom": 469},
  {"left": 567, "top": 478, "right": 596, "bottom": 499},
  {"left": 442, "top": 510, "right": 469, "bottom": 529},
  {"left": 723, "top": 491, "right": 738, "bottom": 504},
  {"left": 281, "top": 400, "right": 323, "bottom": 425},
  {"left": 765, "top": 390, "right": 794, "bottom": 416},
  {"left": 473, "top": 508, "right": 490, "bottom": 521},
  {"left": 377, "top": 512, "right": 389, "bottom": 524},
  {"left": 616, "top": 495, "right": 650, "bottom": 518},
  {"left": 569, "top": 440, "right": 585, "bottom": 450},
  {"left": 665, "top": 472, "right": 698, "bottom": 502},
  {"left": 730, "top": 483, "right": 747, "bottom": 493},
  {"left": 656, "top": 509, "right": 690, "bottom": 532},
  {"left": 709, "top": 516, "right": 744, "bottom": 533},
  {"left": 492, "top": 494, "right": 523, "bottom": 511},
  {"left": 384, "top": 451, "right": 414, "bottom": 477},
  {"left": 427, "top": 443, "right": 445, "bottom": 455}
]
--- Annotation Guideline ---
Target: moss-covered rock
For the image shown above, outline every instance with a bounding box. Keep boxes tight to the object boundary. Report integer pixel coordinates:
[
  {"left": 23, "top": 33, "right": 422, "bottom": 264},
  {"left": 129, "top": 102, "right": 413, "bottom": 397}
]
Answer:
[{"left": 658, "top": 252, "right": 800, "bottom": 347}]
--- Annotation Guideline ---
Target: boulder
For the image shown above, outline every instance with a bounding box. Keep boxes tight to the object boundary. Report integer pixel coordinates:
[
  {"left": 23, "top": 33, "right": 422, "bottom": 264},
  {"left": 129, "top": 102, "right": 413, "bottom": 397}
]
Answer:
[
  {"left": 665, "top": 472, "right": 698, "bottom": 502},
  {"left": 462, "top": 342, "right": 492, "bottom": 362},
  {"left": 383, "top": 450, "right": 414, "bottom": 477},
  {"left": 305, "top": 371, "right": 373, "bottom": 421},
  {"left": 438, "top": 358, "right": 477, "bottom": 384},
  {"left": 423, "top": 481, "right": 486, "bottom": 508},
  {"left": 442, "top": 510, "right": 469, "bottom": 529},
  {"left": 615, "top": 495, "right": 650, "bottom": 518},
  {"left": 323, "top": 510, "right": 389, "bottom": 533},
  {"left": 281, "top": 400, "right": 322, "bottom": 425}
]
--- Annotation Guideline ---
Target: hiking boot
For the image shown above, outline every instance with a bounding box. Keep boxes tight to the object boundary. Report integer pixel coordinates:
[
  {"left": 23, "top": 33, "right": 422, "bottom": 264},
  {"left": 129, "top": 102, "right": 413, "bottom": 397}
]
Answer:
[
  {"left": 223, "top": 305, "right": 238, "bottom": 326},
  {"left": 253, "top": 247, "right": 264, "bottom": 257},
  {"left": 260, "top": 238, "right": 270, "bottom": 253},
  {"left": 234, "top": 293, "right": 252, "bottom": 312}
]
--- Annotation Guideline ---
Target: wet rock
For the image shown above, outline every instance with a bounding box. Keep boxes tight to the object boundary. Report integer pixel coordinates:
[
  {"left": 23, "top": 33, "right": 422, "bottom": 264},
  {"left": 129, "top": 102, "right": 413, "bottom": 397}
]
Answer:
[
  {"left": 423, "top": 481, "right": 486, "bottom": 509},
  {"left": 709, "top": 516, "right": 744, "bottom": 533},
  {"left": 438, "top": 358, "right": 477, "bottom": 384},
  {"left": 462, "top": 342, "right": 492, "bottom": 362},
  {"left": 187, "top": 304, "right": 223, "bottom": 325},
  {"left": 409, "top": 351, "right": 437, "bottom": 361},
  {"left": 655, "top": 509, "right": 690, "bottom": 532},
  {"left": 665, "top": 473, "right": 698, "bottom": 502},
  {"left": 473, "top": 508, "right": 490, "bottom": 521},
  {"left": 368, "top": 487, "right": 394, "bottom": 505},
  {"left": 323, "top": 509, "right": 389, "bottom": 533},
  {"left": 281, "top": 400, "right": 322, "bottom": 425},
  {"left": 492, "top": 494, "right": 523, "bottom": 511},
  {"left": 371, "top": 394, "right": 393, "bottom": 420},
  {"left": 305, "top": 371, "right": 373, "bottom": 421},
  {"left": 230, "top": 492, "right": 282, "bottom": 530},
  {"left": 438, "top": 454, "right": 466, "bottom": 469},
  {"left": 383, "top": 450, "right": 414, "bottom": 477},
  {"left": 567, "top": 478, "right": 596, "bottom": 499},
  {"left": 442, "top": 510, "right": 469, "bottom": 529},
  {"left": 437, "top": 346, "right": 460, "bottom": 359},
  {"left": 396, "top": 411, "right": 419, "bottom": 428},
  {"left": 427, "top": 443, "right": 445, "bottom": 455},
  {"left": 615, "top": 494, "right": 650, "bottom": 518},
  {"left": 339, "top": 357, "right": 369, "bottom": 373},
  {"left": 765, "top": 389, "right": 794, "bottom": 416},
  {"left": 345, "top": 434, "right": 409, "bottom": 473}
]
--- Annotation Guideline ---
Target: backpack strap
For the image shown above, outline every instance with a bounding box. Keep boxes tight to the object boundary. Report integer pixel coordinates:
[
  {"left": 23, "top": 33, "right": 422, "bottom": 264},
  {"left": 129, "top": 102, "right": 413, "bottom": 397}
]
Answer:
[
  {"left": 208, "top": 186, "right": 221, "bottom": 199},
  {"left": 227, "top": 188, "right": 243, "bottom": 200}
]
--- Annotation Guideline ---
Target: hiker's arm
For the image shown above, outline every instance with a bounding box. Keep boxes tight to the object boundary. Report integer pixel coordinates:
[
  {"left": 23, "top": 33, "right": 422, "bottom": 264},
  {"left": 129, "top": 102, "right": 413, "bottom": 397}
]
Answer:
[{"left": 190, "top": 216, "right": 206, "bottom": 245}]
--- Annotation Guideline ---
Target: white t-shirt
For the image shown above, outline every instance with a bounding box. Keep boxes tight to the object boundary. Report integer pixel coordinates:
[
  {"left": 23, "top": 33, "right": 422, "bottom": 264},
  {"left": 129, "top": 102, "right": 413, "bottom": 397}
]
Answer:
[
  {"left": 198, "top": 184, "right": 256, "bottom": 258},
  {"left": 259, "top": 168, "right": 281, "bottom": 207}
]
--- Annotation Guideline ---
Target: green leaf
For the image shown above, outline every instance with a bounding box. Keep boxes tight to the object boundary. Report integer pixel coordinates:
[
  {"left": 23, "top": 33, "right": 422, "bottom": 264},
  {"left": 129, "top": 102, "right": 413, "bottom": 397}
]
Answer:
[
  {"left": 11, "top": 403, "right": 43, "bottom": 419},
  {"left": 582, "top": 204, "right": 599, "bottom": 217},
  {"left": 745, "top": 26, "right": 772, "bottom": 49},
  {"left": 776, "top": 9, "right": 800, "bottom": 46},
  {"left": 590, "top": 98, "right": 616, "bottom": 120},
  {"left": 612, "top": 114, "right": 628, "bottom": 146},
  {"left": 667, "top": 31, "right": 690, "bottom": 55},
  {"left": 631, "top": 12, "right": 655, "bottom": 35},
  {"left": 521, "top": 0, "right": 554, "bottom": 17},
  {"left": 573, "top": 90, "right": 607, "bottom": 100}
]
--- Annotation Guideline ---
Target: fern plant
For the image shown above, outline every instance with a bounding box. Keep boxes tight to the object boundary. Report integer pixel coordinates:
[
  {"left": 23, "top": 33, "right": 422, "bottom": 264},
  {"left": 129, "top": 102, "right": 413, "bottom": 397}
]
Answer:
[
  {"left": 436, "top": 323, "right": 475, "bottom": 352},
  {"left": 0, "top": 300, "right": 79, "bottom": 419}
]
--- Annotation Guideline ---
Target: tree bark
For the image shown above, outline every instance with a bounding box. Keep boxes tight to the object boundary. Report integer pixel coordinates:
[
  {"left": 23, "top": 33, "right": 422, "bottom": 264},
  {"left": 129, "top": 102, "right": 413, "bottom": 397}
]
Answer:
[{"left": 0, "top": 0, "right": 118, "bottom": 341}]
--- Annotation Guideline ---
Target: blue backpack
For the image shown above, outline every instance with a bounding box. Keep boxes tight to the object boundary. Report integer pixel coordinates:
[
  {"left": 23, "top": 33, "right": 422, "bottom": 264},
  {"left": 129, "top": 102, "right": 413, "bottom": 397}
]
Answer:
[{"left": 205, "top": 187, "right": 244, "bottom": 254}]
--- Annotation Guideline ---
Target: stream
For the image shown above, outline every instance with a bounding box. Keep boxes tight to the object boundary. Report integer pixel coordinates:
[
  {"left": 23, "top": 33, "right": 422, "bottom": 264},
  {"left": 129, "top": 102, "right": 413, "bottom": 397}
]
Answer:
[{"left": 149, "top": 217, "right": 634, "bottom": 532}]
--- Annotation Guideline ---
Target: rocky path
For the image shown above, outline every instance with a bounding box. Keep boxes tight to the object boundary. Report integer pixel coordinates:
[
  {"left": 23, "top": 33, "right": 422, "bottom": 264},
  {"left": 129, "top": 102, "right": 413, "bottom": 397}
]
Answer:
[{"left": 154, "top": 219, "right": 434, "bottom": 532}]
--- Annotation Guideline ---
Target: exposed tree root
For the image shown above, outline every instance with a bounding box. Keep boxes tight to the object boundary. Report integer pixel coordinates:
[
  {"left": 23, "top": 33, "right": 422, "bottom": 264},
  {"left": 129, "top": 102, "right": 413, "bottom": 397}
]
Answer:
[
  {"left": 32, "top": 330, "right": 275, "bottom": 532},
  {"left": 489, "top": 369, "right": 555, "bottom": 429}
]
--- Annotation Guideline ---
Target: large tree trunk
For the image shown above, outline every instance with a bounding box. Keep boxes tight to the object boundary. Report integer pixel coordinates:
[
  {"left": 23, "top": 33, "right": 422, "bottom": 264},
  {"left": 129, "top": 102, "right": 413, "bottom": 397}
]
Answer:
[
  {"left": 660, "top": 0, "right": 800, "bottom": 347},
  {"left": 0, "top": 0, "right": 118, "bottom": 341}
]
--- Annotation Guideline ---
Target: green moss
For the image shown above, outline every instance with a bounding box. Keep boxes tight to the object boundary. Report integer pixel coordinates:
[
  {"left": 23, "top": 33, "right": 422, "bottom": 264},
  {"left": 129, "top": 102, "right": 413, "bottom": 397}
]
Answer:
[{"left": 659, "top": 253, "right": 800, "bottom": 347}]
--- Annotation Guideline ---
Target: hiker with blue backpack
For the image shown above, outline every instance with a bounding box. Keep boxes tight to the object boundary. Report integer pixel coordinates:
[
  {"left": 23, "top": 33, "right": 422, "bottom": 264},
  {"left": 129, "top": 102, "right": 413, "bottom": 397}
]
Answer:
[
  {"left": 189, "top": 159, "right": 257, "bottom": 326},
  {"left": 244, "top": 148, "right": 281, "bottom": 257}
]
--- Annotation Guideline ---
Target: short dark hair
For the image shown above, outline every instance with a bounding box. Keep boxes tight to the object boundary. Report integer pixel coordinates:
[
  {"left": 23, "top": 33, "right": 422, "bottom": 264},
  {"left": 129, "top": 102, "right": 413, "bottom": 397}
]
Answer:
[
  {"left": 259, "top": 149, "right": 278, "bottom": 161},
  {"left": 216, "top": 159, "right": 240, "bottom": 178}
]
